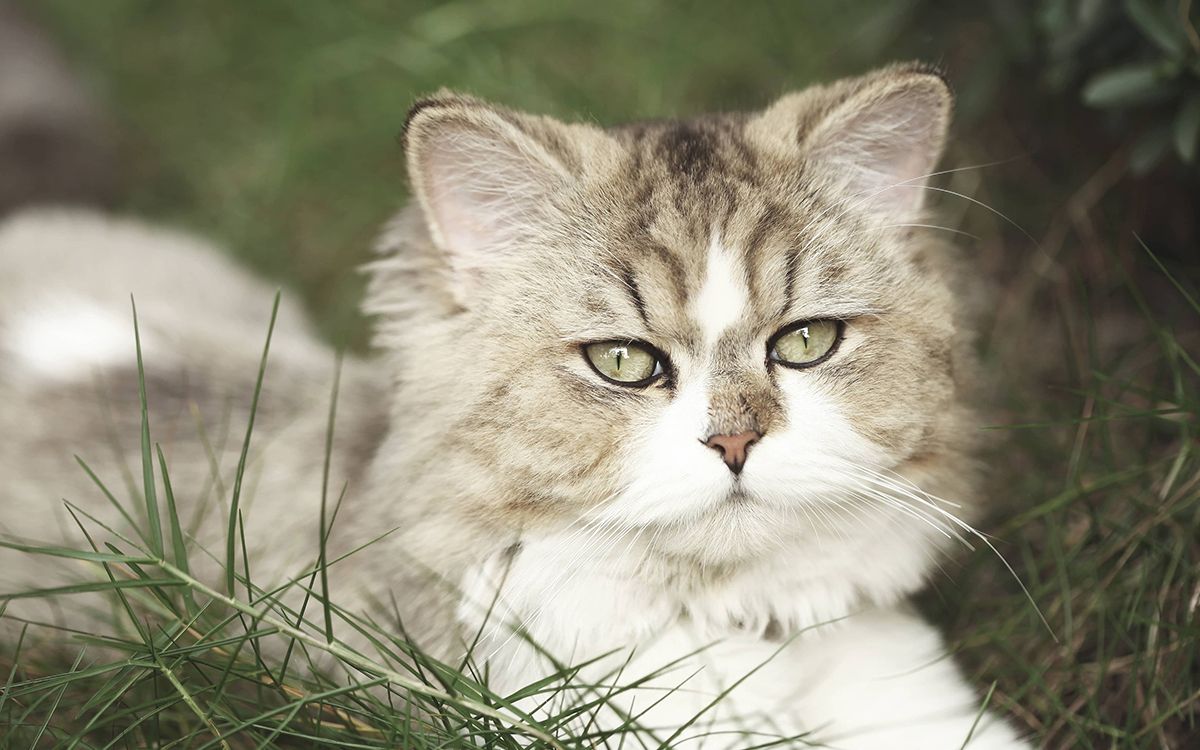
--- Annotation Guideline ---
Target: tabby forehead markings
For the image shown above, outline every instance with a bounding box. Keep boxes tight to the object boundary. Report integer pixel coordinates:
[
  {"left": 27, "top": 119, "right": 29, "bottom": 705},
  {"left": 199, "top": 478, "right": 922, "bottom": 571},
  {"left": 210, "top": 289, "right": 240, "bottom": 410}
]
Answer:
[{"left": 692, "top": 234, "right": 750, "bottom": 349}]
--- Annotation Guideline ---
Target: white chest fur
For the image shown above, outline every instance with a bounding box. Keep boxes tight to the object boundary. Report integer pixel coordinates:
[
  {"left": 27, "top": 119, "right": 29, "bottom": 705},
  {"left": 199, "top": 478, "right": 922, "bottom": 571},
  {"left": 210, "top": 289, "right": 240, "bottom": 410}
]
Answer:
[{"left": 456, "top": 533, "right": 1030, "bottom": 749}]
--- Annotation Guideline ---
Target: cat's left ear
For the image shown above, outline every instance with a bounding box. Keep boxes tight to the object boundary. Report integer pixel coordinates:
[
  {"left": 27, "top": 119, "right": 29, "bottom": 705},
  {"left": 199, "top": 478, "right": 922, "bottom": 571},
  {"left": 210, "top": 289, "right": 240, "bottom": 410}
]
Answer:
[
  {"left": 402, "top": 91, "right": 610, "bottom": 302},
  {"left": 750, "top": 64, "right": 952, "bottom": 222}
]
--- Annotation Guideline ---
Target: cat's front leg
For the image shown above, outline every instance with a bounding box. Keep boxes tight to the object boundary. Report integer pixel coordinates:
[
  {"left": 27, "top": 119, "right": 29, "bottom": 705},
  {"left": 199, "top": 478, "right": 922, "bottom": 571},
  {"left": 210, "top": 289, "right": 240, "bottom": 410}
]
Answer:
[{"left": 793, "top": 607, "right": 1032, "bottom": 750}]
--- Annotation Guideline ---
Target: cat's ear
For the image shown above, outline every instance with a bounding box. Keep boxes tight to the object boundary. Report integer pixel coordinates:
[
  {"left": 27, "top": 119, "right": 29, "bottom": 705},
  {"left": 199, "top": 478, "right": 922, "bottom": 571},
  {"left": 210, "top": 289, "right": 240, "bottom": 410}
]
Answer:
[
  {"left": 402, "top": 92, "right": 582, "bottom": 298},
  {"left": 750, "top": 64, "right": 952, "bottom": 222}
]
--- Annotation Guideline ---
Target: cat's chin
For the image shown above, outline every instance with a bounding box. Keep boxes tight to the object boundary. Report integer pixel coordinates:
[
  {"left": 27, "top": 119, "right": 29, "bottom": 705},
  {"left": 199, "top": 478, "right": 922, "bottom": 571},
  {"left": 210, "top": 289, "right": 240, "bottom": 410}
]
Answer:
[
  {"left": 643, "top": 491, "right": 812, "bottom": 565},
  {"left": 643, "top": 482, "right": 931, "bottom": 573},
  {"left": 721, "top": 486, "right": 754, "bottom": 505}
]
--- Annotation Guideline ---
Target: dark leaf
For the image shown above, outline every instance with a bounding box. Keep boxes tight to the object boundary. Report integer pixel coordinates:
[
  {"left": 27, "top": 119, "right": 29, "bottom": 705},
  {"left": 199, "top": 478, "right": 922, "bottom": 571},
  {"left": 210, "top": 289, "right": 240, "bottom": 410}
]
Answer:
[
  {"left": 1130, "top": 123, "right": 1174, "bottom": 173},
  {"left": 1174, "top": 93, "right": 1200, "bottom": 162},
  {"left": 1082, "top": 64, "right": 1175, "bottom": 108},
  {"left": 1124, "top": 0, "right": 1188, "bottom": 57}
]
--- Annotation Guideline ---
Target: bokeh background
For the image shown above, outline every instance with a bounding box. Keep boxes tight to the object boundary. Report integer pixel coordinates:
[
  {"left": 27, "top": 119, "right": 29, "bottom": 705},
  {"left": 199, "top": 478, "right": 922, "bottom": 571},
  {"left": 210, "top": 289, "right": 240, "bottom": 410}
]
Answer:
[{"left": 2, "top": 1, "right": 1198, "bottom": 747}]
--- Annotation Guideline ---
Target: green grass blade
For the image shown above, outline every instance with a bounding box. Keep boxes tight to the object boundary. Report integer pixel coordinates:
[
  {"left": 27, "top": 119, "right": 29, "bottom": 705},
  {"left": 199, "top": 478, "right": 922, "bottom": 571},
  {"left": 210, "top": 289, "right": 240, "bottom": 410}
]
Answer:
[
  {"left": 0, "top": 579, "right": 187, "bottom": 600},
  {"left": 226, "top": 291, "right": 281, "bottom": 596},
  {"left": 155, "top": 444, "right": 190, "bottom": 578},
  {"left": 155, "top": 443, "right": 197, "bottom": 616},
  {"left": 958, "top": 680, "right": 998, "bottom": 750},
  {"left": 28, "top": 648, "right": 88, "bottom": 746},
  {"left": 62, "top": 506, "right": 151, "bottom": 643},
  {"left": 0, "top": 538, "right": 155, "bottom": 566},
  {"left": 75, "top": 454, "right": 154, "bottom": 550},
  {"left": 319, "top": 353, "right": 343, "bottom": 644},
  {"left": 131, "top": 296, "right": 164, "bottom": 559},
  {"left": 155, "top": 559, "right": 564, "bottom": 747},
  {"left": 0, "top": 623, "right": 28, "bottom": 718},
  {"left": 1135, "top": 234, "right": 1200, "bottom": 316},
  {"left": 153, "top": 653, "right": 231, "bottom": 750}
]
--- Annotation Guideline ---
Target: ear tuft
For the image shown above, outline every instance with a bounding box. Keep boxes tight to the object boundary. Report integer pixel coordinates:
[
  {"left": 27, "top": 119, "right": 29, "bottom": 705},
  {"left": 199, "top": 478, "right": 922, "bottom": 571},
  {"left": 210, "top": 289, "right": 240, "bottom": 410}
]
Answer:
[{"left": 400, "top": 89, "right": 478, "bottom": 151}]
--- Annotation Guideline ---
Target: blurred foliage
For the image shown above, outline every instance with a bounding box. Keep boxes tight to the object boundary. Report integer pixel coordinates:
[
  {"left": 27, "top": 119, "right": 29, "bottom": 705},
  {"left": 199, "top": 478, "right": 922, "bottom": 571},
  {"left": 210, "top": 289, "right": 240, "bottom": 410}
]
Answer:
[
  {"left": 1060, "top": 0, "right": 1200, "bottom": 172},
  {"left": 875, "top": 0, "right": 1200, "bottom": 269},
  {"left": 31, "top": 0, "right": 915, "bottom": 347},
  {"left": 915, "top": 0, "right": 1200, "bottom": 174},
  {"left": 31, "top": 0, "right": 1198, "bottom": 344}
]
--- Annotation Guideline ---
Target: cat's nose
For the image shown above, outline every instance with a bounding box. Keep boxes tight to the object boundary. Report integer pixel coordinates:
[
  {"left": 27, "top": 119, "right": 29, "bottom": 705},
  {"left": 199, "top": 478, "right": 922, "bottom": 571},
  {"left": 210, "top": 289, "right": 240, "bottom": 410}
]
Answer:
[{"left": 703, "top": 430, "right": 761, "bottom": 475}]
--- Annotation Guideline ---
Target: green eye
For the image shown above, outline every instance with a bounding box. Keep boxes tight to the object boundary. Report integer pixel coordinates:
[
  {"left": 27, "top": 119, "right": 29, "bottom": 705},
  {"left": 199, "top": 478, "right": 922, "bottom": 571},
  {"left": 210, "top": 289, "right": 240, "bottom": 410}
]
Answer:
[
  {"left": 584, "top": 341, "right": 664, "bottom": 386},
  {"left": 769, "top": 320, "right": 842, "bottom": 368}
]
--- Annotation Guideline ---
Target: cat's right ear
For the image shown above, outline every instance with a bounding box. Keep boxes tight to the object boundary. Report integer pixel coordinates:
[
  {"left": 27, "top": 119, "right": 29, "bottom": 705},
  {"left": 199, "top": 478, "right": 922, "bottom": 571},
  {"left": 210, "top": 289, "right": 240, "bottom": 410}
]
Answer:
[
  {"left": 402, "top": 92, "right": 578, "bottom": 300},
  {"left": 748, "top": 64, "right": 952, "bottom": 224}
]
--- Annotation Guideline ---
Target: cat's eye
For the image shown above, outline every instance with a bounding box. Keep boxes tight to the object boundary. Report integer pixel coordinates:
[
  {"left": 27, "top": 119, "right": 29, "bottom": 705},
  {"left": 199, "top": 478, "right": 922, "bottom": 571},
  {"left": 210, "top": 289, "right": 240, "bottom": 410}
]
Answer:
[
  {"left": 768, "top": 320, "right": 842, "bottom": 368},
  {"left": 583, "top": 341, "right": 664, "bottom": 386}
]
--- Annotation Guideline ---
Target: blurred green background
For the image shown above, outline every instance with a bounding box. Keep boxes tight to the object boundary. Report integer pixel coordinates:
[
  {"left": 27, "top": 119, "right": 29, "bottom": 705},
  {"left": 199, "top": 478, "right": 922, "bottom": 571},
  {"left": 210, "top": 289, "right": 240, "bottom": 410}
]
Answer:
[
  {"left": 32, "top": 0, "right": 940, "bottom": 345},
  {"left": 36, "top": 0, "right": 918, "bottom": 346},
  {"left": 32, "top": 0, "right": 1200, "bottom": 348},
  {"left": 14, "top": 1, "right": 1200, "bottom": 747}
]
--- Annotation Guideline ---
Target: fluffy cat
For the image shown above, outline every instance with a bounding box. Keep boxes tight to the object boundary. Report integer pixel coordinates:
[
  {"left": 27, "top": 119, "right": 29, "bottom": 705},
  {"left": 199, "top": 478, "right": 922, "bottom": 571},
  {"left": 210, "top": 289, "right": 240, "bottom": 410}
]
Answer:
[{"left": 0, "top": 63, "right": 1031, "bottom": 748}]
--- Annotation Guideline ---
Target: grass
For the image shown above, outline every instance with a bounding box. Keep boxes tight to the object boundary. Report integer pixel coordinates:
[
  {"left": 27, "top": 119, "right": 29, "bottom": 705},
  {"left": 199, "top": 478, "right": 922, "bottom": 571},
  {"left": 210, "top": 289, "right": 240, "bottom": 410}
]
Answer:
[
  {"left": 3, "top": 1, "right": 1199, "bottom": 747},
  {"left": 929, "top": 240, "right": 1200, "bottom": 747}
]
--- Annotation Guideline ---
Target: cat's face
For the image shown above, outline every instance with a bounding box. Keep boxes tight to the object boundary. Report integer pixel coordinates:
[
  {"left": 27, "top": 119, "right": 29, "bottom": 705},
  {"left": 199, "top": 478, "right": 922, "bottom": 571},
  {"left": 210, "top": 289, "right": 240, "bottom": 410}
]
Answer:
[{"left": 384, "top": 64, "right": 973, "bottom": 563}]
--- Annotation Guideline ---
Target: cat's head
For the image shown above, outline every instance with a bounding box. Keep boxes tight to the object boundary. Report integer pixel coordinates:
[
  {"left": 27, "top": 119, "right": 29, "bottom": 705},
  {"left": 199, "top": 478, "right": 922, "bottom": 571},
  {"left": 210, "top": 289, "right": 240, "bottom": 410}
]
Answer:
[{"left": 370, "top": 64, "right": 977, "bottom": 567}]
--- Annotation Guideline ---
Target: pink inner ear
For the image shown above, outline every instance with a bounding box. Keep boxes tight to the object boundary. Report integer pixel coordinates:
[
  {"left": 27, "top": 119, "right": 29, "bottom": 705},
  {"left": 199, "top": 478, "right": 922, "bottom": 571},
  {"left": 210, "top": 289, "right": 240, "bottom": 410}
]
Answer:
[
  {"left": 425, "top": 159, "right": 495, "bottom": 266},
  {"left": 813, "top": 86, "right": 947, "bottom": 220},
  {"left": 417, "top": 123, "right": 560, "bottom": 277},
  {"left": 869, "top": 144, "right": 939, "bottom": 213}
]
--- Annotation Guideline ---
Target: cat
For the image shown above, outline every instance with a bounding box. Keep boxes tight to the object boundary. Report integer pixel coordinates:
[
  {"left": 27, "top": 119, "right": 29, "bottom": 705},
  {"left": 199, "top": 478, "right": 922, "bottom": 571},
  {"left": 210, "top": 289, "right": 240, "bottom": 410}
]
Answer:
[{"left": 0, "top": 63, "right": 1032, "bottom": 748}]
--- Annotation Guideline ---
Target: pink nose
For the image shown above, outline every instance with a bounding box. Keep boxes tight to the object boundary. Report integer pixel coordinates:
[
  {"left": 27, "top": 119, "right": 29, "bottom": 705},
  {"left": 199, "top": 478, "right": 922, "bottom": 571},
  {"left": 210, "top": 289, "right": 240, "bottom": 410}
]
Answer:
[{"left": 704, "top": 430, "right": 761, "bottom": 475}]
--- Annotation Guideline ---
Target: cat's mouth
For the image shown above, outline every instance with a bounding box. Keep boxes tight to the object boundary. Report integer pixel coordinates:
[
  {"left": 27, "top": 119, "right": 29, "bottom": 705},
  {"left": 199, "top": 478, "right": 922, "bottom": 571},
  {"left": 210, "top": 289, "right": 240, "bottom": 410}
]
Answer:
[{"left": 722, "top": 486, "right": 753, "bottom": 505}]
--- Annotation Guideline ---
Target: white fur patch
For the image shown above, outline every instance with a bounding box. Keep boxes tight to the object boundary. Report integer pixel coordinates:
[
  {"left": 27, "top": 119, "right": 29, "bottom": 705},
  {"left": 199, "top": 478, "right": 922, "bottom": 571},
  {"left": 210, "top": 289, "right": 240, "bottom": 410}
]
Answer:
[
  {"left": 742, "top": 372, "right": 890, "bottom": 501},
  {"left": 692, "top": 234, "right": 749, "bottom": 346},
  {"left": 6, "top": 298, "right": 133, "bottom": 380},
  {"left": 592, "top": 372, "right": 731, "bottom": 526},
  {"left": 461, "top": 539, "right": 1031, "bottom": 749}
]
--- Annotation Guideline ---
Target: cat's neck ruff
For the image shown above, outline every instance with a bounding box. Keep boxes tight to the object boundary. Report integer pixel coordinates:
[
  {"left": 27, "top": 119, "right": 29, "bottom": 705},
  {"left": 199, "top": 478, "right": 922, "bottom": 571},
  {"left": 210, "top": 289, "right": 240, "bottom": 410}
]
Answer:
[{"left": 464, "top": 495, "right": 942, "bottom": 655}]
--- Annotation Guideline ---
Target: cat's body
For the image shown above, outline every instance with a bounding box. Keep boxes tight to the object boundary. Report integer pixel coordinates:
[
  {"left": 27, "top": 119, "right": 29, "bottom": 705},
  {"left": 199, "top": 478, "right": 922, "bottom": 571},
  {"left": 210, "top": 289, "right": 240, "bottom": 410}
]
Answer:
[
  {"left": 1, "top": 65, "right": 1031, "bottom": 748},
  {"left": 0, "top": 210, "right": 388, "bottom": 627}
]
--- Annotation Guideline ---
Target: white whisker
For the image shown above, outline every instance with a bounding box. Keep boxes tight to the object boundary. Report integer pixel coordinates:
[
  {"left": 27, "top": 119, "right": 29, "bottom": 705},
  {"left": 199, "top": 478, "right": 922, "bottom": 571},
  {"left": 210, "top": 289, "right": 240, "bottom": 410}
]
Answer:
[{"left": 841, "top": 464, "right": 1056, "bottom": 640}]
